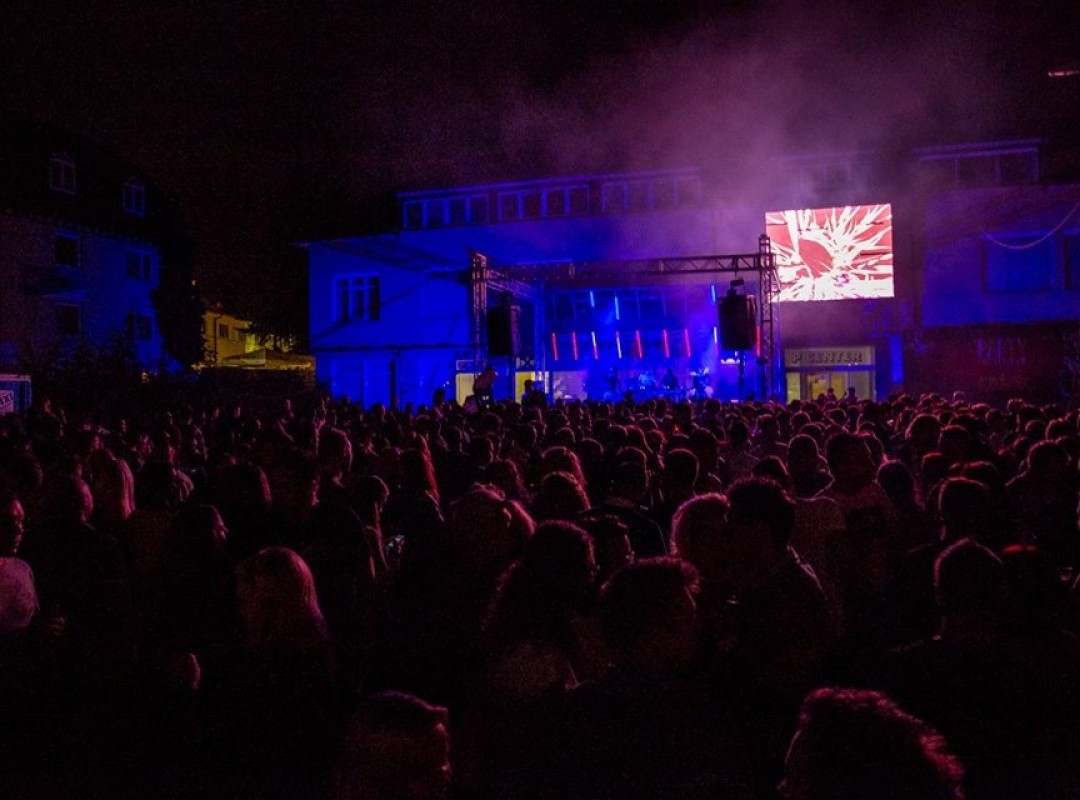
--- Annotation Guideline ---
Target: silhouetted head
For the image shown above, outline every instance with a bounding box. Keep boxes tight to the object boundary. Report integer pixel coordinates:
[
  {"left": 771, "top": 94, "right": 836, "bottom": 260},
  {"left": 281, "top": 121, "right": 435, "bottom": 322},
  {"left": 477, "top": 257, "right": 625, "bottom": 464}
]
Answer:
[
  {"left": 335, "top": 691, "right": 451, "bottom": 800},
  {"left": 600, "top": 557, "right": 699, "bottom": 674},
  {"left": 781, "top": 687, "right": 963, "bottom": 800}
]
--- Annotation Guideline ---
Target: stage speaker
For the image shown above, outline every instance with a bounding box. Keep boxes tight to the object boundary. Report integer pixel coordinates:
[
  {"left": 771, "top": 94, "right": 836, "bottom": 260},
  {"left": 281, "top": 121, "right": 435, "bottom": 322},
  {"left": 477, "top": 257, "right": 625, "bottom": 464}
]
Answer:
[
  {"left": 487, "top": 306, "right": 521, "bottom": 356},
  {"left": 718, "top": 292, "right": 756, "bottom": 351}
]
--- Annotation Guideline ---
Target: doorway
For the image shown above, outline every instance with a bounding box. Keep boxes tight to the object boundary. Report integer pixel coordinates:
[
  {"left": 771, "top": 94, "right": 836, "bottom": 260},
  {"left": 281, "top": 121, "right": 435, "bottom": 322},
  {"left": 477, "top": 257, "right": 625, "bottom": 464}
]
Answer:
[{"left": 788, "top": 369, "right": 874, "bottom": 402}]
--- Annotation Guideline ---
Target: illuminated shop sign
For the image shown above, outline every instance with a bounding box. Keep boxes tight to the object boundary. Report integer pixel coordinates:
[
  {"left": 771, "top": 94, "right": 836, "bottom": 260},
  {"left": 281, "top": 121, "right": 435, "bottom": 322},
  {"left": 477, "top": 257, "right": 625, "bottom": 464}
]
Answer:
[{"left": 785, "top": 347, "right": 875, "bottom": 368}]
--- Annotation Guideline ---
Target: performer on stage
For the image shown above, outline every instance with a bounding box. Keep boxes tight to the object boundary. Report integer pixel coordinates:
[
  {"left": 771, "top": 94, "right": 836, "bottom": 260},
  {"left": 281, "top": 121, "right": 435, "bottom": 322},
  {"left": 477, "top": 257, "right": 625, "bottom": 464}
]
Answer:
[
  {"left": 473, "top": 363, "right": 497, "bottom": 408},
  {"left": 661, "top": 367, "right": 679, "bottom": 397},
  {"left": 637, "top": 370, "right": 657, "bottom": 401},
  {"left": 690, "top": 367, "right": 711, "bottom": 401}
]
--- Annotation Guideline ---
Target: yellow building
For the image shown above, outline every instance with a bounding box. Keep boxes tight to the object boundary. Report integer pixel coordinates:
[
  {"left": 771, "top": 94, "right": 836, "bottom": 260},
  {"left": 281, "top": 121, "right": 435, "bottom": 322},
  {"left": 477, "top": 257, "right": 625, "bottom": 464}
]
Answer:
[
  {"left": 203, "top": 308, "right": 257, "bottom": 365},
  {"left": 201, "top": 306, "right": 314, "bottom": 374}
]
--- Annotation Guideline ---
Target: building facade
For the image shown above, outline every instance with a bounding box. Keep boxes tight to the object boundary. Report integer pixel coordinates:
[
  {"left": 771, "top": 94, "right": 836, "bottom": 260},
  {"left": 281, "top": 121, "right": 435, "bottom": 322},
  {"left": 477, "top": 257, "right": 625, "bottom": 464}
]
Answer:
[
  {"left": 0, "top": 116, "right": 172, "bottom": 372},
  {"left": 308, "top": 141, "right": 1080, "bottom": 407}
]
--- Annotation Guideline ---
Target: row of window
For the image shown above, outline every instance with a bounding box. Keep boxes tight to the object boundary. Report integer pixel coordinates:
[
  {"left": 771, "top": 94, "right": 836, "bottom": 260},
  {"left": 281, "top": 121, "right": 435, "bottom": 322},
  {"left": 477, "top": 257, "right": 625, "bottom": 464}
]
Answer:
[
  {"left": 546, "top": 288, "right": 678, "bottom": 326},
  {"left": 48, "top": 153, "right": 146, "bottom": 216},
  {"left": 52, "top": 305, "right": 153, "bottom": 341},
  {"left": 50, "top": 231, "right": 154, "bottom": 281},
  {"left": 918, "top": 148, "right": 1040, "bottom": 192},
  {"left": 401, "top": 174, "right": 703, "bottom": 229}
]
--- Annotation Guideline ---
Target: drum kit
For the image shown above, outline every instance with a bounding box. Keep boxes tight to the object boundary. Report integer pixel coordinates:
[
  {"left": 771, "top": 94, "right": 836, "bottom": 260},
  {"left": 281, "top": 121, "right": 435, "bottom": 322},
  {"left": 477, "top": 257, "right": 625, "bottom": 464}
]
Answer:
[{"left": 608, "top": 367, "right": 713, "bottom": 401}]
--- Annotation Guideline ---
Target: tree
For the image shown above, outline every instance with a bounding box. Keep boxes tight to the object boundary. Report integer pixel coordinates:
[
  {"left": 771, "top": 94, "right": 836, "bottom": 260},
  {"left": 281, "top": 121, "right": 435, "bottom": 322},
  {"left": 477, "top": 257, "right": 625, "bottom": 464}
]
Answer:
[{"left": 152, "top": 229, "right": 205, "bottom": 369}]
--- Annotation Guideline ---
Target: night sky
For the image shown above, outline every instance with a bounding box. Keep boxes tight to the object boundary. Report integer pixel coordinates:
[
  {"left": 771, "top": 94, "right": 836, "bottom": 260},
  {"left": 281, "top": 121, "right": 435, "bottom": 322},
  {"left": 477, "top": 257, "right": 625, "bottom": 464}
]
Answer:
[{"left": 3, "top": 0, "right": 1078, "bottom": 328}]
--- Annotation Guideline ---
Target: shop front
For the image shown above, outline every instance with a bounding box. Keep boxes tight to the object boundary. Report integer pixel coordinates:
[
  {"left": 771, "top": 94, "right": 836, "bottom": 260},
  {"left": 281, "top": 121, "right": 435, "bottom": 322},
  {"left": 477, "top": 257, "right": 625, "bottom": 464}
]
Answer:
[{"left": 784, "top": 346, "right": 876, "bottom": 402}]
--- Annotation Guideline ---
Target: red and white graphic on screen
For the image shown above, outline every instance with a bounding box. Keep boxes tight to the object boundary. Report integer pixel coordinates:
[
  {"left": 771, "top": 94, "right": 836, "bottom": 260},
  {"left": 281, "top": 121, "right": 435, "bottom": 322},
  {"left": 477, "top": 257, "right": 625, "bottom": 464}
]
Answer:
[{"left": 765, "top": 204, "right": 894, "bottom": 302}]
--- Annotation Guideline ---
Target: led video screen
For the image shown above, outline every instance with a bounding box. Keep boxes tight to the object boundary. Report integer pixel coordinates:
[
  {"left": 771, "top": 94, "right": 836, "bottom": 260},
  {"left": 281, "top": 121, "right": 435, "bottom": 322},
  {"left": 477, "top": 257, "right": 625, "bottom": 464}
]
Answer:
[{"left": 765, "top": 203, "right": 893, "bottom": 302}]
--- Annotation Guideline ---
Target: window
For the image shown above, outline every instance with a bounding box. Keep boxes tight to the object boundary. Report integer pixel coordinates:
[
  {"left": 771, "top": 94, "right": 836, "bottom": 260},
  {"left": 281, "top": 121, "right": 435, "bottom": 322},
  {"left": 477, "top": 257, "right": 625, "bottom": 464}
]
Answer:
[
  {"left": 334, "top": 275, "right": 381, "bottom": 322},
  {"left": 653, "top": 180, "right": 676, "bottom": 210},
  {"left": 468, "top": 195, "right": 489, "bottom": 224},
  {"left": 218, "top": 323, "right": 230, "bottom": 339},
  {"left": 522, "top": 191, "right": 542, "bottom": 219},
  {"left": 122, "top": 180, "right": 146, "bottom": 216},
  {"left": 126, "top": 250, "right": 152, "bottom": 280},
  {"left": 404, "top": 201, "right": 424, "bottom": 229},
  {"left": 676, "top": 176, "right": 701, "bottom": 207},
  {"left": 498, "top": 192, "right": 521, "bottom": 221},
  {"left": 56, "top": 304, "right": 81, "bottom": 336},
  {"left": 957, "top": 156, "right": 997, "bottom": 189},
  {"left": 545, "top": 188, "right": 567, "bottom": 217},
  {"left": 1066, "top": 235, "right": 1080, "bottom": 290},
  {"left": 568, "top": 186, "right": 589, "bottom": 215},
  {"left": 54, "top": 233, "right": 79, "bottom": 267},
  {"left": 918, "top": 159, "right": 957, "bottom": 191},
  {"left": 49, "top": 153, "right": 76, "bottom": 194},
  {"left": 628, "top": 182, "right": 650, "bottom": 212},
  {"left": 602, "top": 183, "right": 627, "bottom": 213},
  {"left": 998, "top": 152, "right": 1038, "bottom": 185},
  {"left": 425, "top": 199, "right": 447, "bottom": 228},
  {"left": 449, "top": 197, "right": 468, "bottom": 226},
  {"left": 984, "top": 238, "right": 1054, "bottom": 293},
  {"left": 543, "top": 185, "right": 588, "bottom": 217},
  {"left": 127, "top": 314, "right": 153, "bottom": 341}
]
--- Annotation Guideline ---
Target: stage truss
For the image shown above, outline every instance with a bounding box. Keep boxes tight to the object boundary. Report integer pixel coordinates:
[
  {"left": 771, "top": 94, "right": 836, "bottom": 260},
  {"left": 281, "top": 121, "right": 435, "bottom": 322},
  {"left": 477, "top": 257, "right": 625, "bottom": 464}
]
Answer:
[{"left": 469, "top": 234, "right": 780, "bottom": 399}]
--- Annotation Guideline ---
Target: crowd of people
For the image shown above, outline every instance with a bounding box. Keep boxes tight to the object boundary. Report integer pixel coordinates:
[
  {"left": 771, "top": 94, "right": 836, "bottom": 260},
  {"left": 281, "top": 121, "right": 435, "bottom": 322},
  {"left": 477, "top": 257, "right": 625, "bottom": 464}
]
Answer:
[{"left": 1, "top": 387, "right": 1079, "bottom": 799}]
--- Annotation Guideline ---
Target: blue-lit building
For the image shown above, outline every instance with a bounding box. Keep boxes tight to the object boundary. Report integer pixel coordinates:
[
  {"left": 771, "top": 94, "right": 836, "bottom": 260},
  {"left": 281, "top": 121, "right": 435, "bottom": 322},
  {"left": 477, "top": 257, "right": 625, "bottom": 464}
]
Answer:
[
  {"left": 0, "top": 115, "right": 173, "bottom": 372},
  {"left": 307, "top": 139, "right": 1080, "bottom": 407}
]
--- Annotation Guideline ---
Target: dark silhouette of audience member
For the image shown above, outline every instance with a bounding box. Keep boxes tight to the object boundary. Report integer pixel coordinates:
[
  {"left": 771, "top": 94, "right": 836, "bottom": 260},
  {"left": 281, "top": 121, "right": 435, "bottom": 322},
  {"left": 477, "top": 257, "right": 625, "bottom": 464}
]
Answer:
[
  {"left": 433, "top": 425, "right": 478, "bottom": 507},
  {"left": 20, "top": 474, "right": 131, "bottom": 687},
  {"left": 457, "top": 521, "right": 602, "bottom": 798},
  {"left": 483, "top": 457, "right": 530, "bottom": 505},
  {"left": 388, "top": 485, "right": 533, "bottom": 706},
  {"left": 333, "top": 690, "right": 451, "bottom": 800},
  {"left": 651, "top": 447, "right": 699, "bottom": 539},
  {"left": 538, "top": 445, "right": 589, "bottom": 493},
  {"left": 580, "top": 513, "right": 635, "bottom": 583},
  {"left": 530, "top": 470, "right": 590, "bottom": 523},
  {"left": 751, "top": 456, "right": 846, "bottom": 627},
  {"left": 779, "top": 687, "right": 964, "bottom": 800},
  {"left": 0, "top": 490, "right": 37, "bottom": 634},
  {"left": 881, "top": 477, "right": 996, "bottom": 647},
  {"left": 786, "top": 434, "right": 831, "bottom": 499},
  {"left": 202, "top": 546, "right": 339, "bottom": 799},
  {"left": 691, "top": 477, "right": 833, "bottom": 793},
  {"left": 578, "top": 459, "right": 667, "bottom": 558},
  {"left": 301, "top": 500, "right": 378, "bottom": 693},
  {"left": 146, "top": 503, "right": 235, "bottom": 665},
  {"left": 752, "top": 414, "right": 789, "bottom": 460},
  {"left": 717, "top": 477, "right": 834, "bottom": 698},
  {"left": 686, "top": 428, "right": 725, "bottom": 494},
  {"left": 554, "top": 557, "right": 754, "bottom": 800},
  {"left": 211, "top": 459, "right": 276, "bottom": 564},
  {"left": 483, "top": 520, "right": 601, "bottom": 689},
  {"left": 1007, "top": 439, "right": 1079, "bottom": 566},
  {"left": 383, "top": 446, "right": 446, "bottom": 568},
  {"left": 877, "top": 459, "right": 938, "bottom": 554},
  {"left": 822, "top": 432, "right": 898, "bottom": 638},
  {"left": 316, "top": 426, "right": 354, "bottom": 510},
  {"left": 881, "top": 539, "right": 1073, "bottom": 800},
  {"left": 721, "top": 418, "right": 758, "bottom": 485}
]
